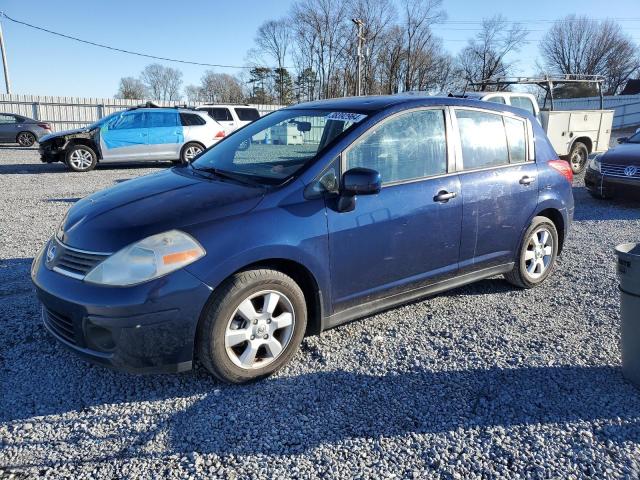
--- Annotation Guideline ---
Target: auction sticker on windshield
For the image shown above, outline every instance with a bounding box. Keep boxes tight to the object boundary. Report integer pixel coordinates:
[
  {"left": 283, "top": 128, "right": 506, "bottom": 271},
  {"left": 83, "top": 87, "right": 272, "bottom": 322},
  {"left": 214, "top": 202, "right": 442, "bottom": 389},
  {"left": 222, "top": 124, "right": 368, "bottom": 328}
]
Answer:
[{"left": 326, "top": 112, "right": 368, "bottom": 123}]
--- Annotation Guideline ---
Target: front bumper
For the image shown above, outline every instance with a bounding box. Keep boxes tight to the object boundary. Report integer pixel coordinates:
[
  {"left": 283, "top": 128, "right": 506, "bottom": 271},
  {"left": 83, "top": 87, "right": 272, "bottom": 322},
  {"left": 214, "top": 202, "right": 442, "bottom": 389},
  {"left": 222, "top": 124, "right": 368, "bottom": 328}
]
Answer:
[
  {"left": 39, "top": 143, "right": 65, "bottom": 163},
  {"left": 31, "top": 243, "right": 213, "bottom": 373},
  {"left": 585, "top": 168, "right": 640, "bottom": 197}
]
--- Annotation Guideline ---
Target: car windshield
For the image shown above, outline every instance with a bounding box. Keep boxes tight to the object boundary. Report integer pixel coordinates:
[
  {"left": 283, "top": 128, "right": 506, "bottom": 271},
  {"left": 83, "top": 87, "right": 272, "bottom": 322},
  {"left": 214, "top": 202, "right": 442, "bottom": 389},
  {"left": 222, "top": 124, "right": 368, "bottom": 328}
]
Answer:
[
  {"left": 191, "top": 109, "right": 367, "bottom": 185},
  {"left": 627, "top": 132, "right": 640, "bottom": 143}
]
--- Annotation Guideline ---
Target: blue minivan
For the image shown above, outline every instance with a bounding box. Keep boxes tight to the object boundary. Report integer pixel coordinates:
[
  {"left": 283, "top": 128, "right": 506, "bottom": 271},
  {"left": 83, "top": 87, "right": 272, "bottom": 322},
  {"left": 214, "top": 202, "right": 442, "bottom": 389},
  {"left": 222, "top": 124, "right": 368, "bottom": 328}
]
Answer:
[{"left": 32, "top": 95, "right": 574, "bottom": 383}]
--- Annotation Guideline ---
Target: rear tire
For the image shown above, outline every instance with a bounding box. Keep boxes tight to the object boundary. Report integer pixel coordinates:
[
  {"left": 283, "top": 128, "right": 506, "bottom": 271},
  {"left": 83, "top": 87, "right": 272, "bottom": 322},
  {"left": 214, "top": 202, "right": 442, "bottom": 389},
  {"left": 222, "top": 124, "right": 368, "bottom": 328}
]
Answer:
[
  {"left": 17, "top": 131, "right": 36, "bottom": 147},
  {"left": 180, "top": 142, "right": 204, "bottom": 164},
  {"left": 504, "top": 216, "right": 559, "bottom": 289},
  {"left": 65, "top": 145, "right": 97, "bottom": 172},
  {"left": 196, "top": 269, "right": 307, "bottom": 384},
  {"left": 568, "top": 142, "right": 589, "bottom": 174}
]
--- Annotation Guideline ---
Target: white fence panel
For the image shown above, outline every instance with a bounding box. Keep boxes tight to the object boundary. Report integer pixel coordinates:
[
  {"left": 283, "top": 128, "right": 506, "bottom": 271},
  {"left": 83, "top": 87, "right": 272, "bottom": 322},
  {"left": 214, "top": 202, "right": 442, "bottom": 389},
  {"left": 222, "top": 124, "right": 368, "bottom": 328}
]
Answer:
[
  {"left": 0, "top": 94, "right": 283, "bottom": 131},
  {"left": 554, "top": 94, "right": 640, "bottom": 129}
]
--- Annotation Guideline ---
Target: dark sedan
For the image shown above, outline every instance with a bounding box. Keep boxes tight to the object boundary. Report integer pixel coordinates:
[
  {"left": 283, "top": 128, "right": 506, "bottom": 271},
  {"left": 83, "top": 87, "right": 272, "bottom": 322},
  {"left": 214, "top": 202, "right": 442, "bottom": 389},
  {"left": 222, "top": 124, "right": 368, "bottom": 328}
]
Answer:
[
  {"left": 585, "top": 131, "right": 640, "bottom": 199},
  {"left": 0, "top": 113, "right": 52, "bottom": 146}
]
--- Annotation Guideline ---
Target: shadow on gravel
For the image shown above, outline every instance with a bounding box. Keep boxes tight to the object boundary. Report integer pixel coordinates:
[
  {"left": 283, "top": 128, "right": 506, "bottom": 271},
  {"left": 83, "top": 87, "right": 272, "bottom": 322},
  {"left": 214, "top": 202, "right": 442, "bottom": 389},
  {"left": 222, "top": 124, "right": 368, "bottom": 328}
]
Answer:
[
  {"left": 573, "top": 186, "right": 640, "bottom": 222},
  {"left": 45, "top": 198, "right": 81, "bottom": 203},
  {"left": 0, "top": 162, "right": 169, "bottom": 175},
  {"left": 0, "top": 146, "right": 37, "bottom": 151}
]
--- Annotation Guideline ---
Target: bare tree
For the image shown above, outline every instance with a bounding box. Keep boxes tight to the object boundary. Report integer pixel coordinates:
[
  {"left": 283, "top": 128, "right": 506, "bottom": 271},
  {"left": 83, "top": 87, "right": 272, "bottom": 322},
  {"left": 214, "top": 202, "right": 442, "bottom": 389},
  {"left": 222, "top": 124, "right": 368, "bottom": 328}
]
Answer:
[
  {"left": 184, "top": 84, "right": 203, "bottom": 103},
  {"left": 457, "top": 15, "right": 528, "bottom": 90},
  {"left": 255, "top": 18, "right": 291, "bottom": 103},
  {"left": 199, "top": 71, "right": 245, "bottom": 103},
  {"left": 540, "top": 16, "right": 640, "bottom": 94},
  {"left": 115, "top": 77, "right": 146, "bottom": 99},
  {"left": 140, "top": 63, "right": 183, "bottom": 101}
]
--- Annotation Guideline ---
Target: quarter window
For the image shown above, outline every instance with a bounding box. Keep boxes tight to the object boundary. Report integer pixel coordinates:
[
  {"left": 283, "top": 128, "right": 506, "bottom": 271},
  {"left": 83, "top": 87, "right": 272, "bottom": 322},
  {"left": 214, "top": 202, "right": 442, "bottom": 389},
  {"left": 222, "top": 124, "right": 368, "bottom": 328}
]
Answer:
[
  {"left": 235, "top": 108, "right": 260, "bottom": 121},
  {"left": 504, "top": 117, "right": 527, "bottom": 163},
  {"left": 206, "top": 108, "right": 233, "bottom": 122},
  {"left": 456, "top": 110, "right": 509, "bottom": 169},
  {"left": 345, "top": 109, "right": 447, "bottom": 184},
  {"left": 180, "top": 113, "right": 206, "bottom": 126}
]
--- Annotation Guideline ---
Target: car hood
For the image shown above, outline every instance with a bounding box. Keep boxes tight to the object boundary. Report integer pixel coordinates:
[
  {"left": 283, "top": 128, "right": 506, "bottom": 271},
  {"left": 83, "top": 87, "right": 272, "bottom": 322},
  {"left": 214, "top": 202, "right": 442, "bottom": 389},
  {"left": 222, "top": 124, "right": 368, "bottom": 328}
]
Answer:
[
  {"left": 39, "top": 127, "right": 92, "bottom": 143},
  {"left": 601, "top": 143, "right": 640, "bottom": 165},
  {"left": 60, "top": 168, "right": 266, "bottom": 252}
]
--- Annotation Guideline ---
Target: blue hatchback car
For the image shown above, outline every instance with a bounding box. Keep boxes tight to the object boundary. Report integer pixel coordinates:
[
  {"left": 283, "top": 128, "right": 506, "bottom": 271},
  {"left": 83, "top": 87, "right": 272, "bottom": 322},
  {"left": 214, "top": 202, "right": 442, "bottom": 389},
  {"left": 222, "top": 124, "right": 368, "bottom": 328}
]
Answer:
[{"left": 32, "top": 95, "right": 574, "bottom": 383}]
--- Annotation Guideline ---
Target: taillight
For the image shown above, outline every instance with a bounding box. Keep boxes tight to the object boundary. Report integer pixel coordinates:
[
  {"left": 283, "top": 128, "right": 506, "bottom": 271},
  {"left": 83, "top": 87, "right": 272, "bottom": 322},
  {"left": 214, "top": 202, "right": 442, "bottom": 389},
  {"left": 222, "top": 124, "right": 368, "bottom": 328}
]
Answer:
[
  {"left": 548, "top": 159, "right": 573, "bottom": 183},
  {"left": 38, "top": 122, "right": 51, "bottom": 130},
  {"left": 214, "top": 130, "right": 225, "bottom": 139}
]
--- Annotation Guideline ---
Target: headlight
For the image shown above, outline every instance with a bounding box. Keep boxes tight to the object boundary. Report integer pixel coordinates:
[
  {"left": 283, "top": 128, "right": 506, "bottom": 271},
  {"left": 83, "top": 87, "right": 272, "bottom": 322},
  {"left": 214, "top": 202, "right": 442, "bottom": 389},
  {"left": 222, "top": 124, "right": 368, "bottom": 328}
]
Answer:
[
  {"left": 587, "top": 155, "right": 601, "bottom": 173},
  {"left": 84, "top": 230, "right": 205, "bottom": 286}
]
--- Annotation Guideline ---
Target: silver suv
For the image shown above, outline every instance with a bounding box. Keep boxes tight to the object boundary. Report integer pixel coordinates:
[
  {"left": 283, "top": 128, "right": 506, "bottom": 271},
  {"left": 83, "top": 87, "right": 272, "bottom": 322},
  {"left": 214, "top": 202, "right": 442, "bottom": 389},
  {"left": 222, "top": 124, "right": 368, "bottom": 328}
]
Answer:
[{"left": 38, "top": 106, "right": 226, "bottom": 172}]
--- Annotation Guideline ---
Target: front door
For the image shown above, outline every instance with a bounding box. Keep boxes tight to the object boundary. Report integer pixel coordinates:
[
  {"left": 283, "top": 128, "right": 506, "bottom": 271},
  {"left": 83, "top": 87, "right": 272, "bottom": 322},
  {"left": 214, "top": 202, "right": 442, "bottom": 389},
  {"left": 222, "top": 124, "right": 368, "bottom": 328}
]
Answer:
[
  {"left": 326, "top": 108, "right": 462, "bottom": 313},
  {"left": 145, "top": 111, "right": 183, "bottom": 160},
  {"left": 99, "top": 111, "right": 148, "bottom": 161},
  {"left": 452, "top": 108, "right": 539, "bottom": 272}
]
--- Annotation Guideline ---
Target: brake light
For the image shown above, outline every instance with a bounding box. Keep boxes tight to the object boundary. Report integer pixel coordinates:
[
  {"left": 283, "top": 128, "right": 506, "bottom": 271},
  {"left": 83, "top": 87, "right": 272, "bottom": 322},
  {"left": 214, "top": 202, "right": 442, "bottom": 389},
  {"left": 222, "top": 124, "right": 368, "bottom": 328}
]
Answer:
[
  {"left": 548, "top": 160, "right": 573, "bottom": 183},
  {"left": 214, "top": 130, "right": 225, "bottom": 138},
  {"left": 38, "top": 122, "right": 51, "bottom": 130}
]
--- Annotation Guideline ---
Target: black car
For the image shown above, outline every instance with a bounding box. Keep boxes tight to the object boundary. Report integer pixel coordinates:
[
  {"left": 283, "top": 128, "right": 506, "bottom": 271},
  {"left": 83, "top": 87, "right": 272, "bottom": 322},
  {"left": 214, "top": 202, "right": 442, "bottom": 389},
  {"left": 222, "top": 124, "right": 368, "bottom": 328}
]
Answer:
[{"left": 585, "top": 130, "right": 640, "bottom": 199}]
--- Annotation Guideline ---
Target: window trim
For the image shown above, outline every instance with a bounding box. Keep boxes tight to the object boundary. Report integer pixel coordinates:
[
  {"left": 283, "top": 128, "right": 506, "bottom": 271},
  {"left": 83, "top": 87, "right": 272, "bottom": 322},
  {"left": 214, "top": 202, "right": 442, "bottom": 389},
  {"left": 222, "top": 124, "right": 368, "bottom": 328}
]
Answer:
[
  {"left": 339, "top": 106, "right": 455, "bottom": 188},
  {"left": 450, "top": 106, "right": 535, "bottom": 174}
]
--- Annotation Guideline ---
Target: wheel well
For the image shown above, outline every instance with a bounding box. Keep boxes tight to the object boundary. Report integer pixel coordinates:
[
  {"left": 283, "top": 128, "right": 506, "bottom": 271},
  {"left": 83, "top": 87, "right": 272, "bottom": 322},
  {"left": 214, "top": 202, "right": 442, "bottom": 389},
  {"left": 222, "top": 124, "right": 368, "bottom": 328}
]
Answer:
[
  {"left": 537, "top": 208, "right": 565, "bottom": 254},
  {"left": 234, "top": 259, "right": 323, "bottom": 337},
  {"left": 572, "top": 137, "right": 593, "bottom": 153},
  {"left": 67, "top": 139, "right": 101, "bottom": 159}
]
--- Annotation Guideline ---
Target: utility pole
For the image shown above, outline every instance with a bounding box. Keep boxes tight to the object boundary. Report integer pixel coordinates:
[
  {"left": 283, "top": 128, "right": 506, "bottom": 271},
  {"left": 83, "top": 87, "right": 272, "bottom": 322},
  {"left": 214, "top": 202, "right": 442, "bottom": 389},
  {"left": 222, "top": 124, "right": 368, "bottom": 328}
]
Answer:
[
  {"left": 352, "top": 18, "right": 365, "bottom": 96},
  {"left": 0, "top": 13, "right": 10, "bottom": 94}
]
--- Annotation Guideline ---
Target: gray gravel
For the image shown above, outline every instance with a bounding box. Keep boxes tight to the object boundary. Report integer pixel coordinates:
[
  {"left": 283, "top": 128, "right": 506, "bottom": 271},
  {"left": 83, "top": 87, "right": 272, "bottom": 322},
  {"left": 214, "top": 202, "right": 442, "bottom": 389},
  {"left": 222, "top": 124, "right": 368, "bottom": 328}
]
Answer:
[{"left": 2, "top": 147, "right": 640, "bottom": 479}]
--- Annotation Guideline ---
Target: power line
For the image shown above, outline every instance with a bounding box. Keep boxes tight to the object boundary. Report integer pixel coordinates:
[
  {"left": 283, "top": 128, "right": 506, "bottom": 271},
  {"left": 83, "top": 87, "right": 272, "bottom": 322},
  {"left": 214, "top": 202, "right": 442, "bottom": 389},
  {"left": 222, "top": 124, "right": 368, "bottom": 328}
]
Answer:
[{"left": 0, "top": 12, "right": 276, "bottom": 70}]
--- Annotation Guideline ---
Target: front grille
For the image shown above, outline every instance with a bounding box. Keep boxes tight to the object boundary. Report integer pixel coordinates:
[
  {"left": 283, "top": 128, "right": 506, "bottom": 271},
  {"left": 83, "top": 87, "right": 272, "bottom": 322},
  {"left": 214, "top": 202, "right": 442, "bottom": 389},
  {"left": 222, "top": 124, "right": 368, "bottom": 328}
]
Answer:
[
  {"left": 43, "top": 307, "right": 77, "bottom": 344},
  {"left": 601, "top": 163, "right": 640, "bottom": 179},
  {"left": 47, "top": 239, "right": 109, "bottom": 279}
]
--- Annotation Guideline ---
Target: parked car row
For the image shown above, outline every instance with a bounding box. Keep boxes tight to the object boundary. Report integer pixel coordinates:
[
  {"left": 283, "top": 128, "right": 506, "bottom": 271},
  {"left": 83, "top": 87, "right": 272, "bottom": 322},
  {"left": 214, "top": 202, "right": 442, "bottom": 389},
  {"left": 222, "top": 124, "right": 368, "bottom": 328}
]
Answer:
[{"left": 32, "top": 94, "right": 576, "bottom": 383}]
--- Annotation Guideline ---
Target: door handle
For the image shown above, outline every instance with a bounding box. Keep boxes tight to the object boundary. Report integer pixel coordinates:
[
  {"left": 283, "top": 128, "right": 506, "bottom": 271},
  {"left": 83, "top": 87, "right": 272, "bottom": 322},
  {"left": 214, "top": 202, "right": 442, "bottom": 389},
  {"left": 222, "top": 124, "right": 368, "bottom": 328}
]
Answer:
[
  {"left": 434, "top": 190, "right": 457, "bottom": 202},
  {"left": 519, "top": 175, "right": 536, "bottom": 185}
]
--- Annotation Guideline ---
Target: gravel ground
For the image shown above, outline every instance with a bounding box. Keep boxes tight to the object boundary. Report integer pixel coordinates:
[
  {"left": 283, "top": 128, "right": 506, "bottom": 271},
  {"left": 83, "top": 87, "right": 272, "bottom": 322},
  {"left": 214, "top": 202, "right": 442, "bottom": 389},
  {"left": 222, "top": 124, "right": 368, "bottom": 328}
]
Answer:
[{"left": 1, "top": 146, "right": 640, "bottom": 479}]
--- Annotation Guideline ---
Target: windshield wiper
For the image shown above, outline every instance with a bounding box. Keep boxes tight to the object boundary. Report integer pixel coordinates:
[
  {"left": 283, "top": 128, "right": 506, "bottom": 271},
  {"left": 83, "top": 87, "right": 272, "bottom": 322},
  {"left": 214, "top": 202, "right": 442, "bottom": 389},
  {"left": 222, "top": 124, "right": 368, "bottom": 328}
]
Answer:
[{"left": 190, "top": 165, "right": 262, "bottom": 187}]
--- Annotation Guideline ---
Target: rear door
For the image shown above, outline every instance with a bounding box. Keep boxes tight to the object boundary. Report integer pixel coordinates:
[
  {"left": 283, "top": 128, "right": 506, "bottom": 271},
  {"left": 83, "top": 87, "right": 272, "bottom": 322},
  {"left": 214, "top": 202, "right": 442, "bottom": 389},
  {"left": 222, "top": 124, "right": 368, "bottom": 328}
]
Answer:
[
  {"left": 452, "top": 108, "right": 539, "bottom": 273},
  {"left": 326, "top": 107, "right": 463, "bottom": 313},
  {"left": 204, "top": 107, "right": 236, "bottom": 132},
  {"left": 100, "top": 111, "right": 148, "bottom": 161},
  {"left": 145, "top": 111, "right": 183, "bottom": 160},
  {"left": 0, "top": 114, "right": 18, "bottom": 142}
]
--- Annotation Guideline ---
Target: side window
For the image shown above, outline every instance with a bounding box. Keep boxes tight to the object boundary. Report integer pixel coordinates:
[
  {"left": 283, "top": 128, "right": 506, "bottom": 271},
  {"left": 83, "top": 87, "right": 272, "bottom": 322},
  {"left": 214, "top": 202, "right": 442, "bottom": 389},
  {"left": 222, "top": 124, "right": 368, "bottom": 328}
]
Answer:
[
  {"left": 207, "top": 108, "right": 233, "bottom": 122},
  {"left": 511, "top": 97, "right": 536, "bottom": 116},
  {"left": 180, "top": 113, "right": 206, "bottom": 126},
  {"left": 486, "top": 96, "right": 506, "bottom": 104},
  {"left": 146, "top": 112, "right": 177, "bottom": 128},
  {"left": 0, "top": 114, "right": 16, "bottom": 124},
  {"left": 110, "top": 112, "right": 145, "bottom": 130},
  {"left": 345, "top": 109, "right": 447, "bottom": 184},
  {"left": 504, "top": 117, "right": 527, "bottom": 163},
  {"left": 456, "top": 109, "right": 509, "bottom": 169},
  {"left": 235, "top": 108, "right": 260, "bottom": 121}
]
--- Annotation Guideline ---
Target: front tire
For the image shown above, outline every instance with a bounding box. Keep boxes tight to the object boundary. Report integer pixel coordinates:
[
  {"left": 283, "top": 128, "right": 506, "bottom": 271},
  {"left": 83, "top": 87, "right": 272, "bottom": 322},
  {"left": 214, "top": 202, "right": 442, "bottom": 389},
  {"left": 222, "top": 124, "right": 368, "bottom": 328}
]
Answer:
[
  {"left": 17, "top": 131, "right": 36, "bottom": 147},
  {"left": 65, "top": 145, "right": 97, "bottom": 172},
  {"left": 569, "top": 142, "right": 589, "bottom": 174},
  {"left": 196, "top": 269, "right": 307, "bottom": 384},
  {"left": 504, "top": 216, "right": 559, "bottom": 289}
]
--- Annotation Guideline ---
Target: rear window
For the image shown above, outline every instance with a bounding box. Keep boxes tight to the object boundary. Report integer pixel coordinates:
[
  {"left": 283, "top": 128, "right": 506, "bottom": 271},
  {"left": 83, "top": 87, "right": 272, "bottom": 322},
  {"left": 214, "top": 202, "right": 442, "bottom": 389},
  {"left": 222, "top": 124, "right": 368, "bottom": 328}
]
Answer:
[
  {"left": 234, "top": 108, "right": 260, "bottom": 121},
  {"left": 180, "top": 113, "right": 206, "bottom": 126},
  {"left": 205, "top": 108, "right": 233, "bottom": 122}
]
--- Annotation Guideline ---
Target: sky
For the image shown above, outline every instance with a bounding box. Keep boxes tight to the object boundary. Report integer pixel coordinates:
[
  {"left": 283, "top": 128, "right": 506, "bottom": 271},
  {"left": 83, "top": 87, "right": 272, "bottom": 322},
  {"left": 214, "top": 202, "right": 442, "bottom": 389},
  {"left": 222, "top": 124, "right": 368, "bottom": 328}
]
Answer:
[{"left": 1, "top": 0, "right": 639, "bottom": 98}]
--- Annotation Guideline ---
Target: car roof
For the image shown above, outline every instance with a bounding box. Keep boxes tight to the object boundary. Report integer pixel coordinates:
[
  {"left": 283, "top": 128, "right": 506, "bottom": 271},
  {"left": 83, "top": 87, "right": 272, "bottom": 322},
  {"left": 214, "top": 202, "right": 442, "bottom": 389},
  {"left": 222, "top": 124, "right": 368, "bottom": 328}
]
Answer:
[
  {"left": 450, "top": 91, "right": 535, "bottom": 99},
  {"left": 286, "top": 94, "right": 534, "bottom": 119}
]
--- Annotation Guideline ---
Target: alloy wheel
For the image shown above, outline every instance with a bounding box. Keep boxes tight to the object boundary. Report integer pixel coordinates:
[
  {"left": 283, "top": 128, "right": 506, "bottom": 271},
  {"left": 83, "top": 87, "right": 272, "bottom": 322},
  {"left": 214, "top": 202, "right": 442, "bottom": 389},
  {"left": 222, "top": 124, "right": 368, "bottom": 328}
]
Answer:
[
  {"left": 69, "top": 149, "right": 93, "bottom": 170},
  {"left": 524, "top": 227, "right": 554, "bottom": 279},
  {"left": 570, "top": 150, "right": 585, "bottom": 171},
  {"left": 17, "top": 132, "right": 35, "bottom": 147},
  {"left": 184, "top": 145, "right": 203, "bottom": 162},
  {"left": 224, "top": 290, "right": 295, "bottom": 370}
]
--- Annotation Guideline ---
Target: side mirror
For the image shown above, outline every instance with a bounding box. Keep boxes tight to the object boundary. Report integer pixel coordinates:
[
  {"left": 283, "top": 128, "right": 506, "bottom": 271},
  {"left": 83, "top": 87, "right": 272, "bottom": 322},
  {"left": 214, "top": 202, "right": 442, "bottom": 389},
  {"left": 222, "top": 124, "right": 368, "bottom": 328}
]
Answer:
[
  {"left": 296, "top": 121, "right": 312, "bottom": 133},
  {"left": 337, "top": 168, "right": 381, "bottom": 212},
  {"left": 617, "top": 137, "right": 628, "bottom": 144}
]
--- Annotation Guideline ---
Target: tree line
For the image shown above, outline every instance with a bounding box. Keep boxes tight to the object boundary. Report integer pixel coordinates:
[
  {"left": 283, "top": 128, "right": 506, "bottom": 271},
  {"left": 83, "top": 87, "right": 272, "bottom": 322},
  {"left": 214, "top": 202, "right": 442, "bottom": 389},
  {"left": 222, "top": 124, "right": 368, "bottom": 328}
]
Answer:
[{"left": 116, "top": 1, "right": 640, "bottom": 104}]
